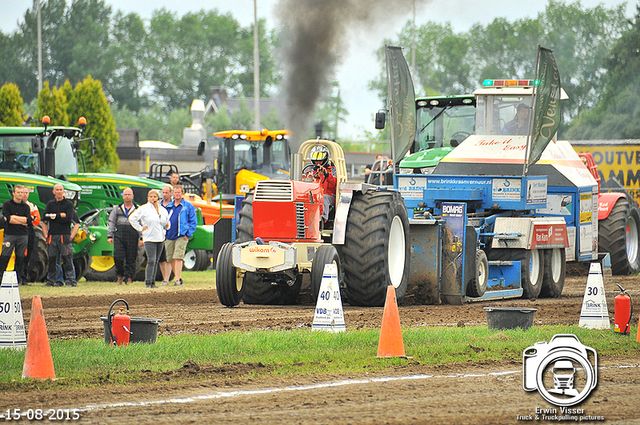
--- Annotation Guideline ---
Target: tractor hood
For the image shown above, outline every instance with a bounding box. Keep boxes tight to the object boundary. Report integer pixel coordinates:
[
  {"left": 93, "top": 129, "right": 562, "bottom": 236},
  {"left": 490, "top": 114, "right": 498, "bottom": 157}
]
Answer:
[
  {"left": 399, "top": 147, "right": 454, "bottom": 170},
  {"left": 0, "top": 172, "right": 81, "bottom": 191},
  {"left": 66, "top": 173, "right": 165, "bottom": 189},
  {"left": 435, "top": 135, "right": 597, "bottom": 189}
]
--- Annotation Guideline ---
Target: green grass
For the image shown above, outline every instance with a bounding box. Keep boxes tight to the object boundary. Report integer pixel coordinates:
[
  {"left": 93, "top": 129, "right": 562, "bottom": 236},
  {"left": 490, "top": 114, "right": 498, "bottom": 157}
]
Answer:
[
  {"left": 1, "top": 325, "right": 638, "bottom": 390},
  {"left": 17, "top": 270, "right": 217, "bottom": 298}
]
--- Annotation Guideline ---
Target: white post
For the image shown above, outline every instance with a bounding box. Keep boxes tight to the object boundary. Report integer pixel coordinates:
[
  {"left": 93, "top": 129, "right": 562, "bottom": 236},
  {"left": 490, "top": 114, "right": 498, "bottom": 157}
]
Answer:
[
  {"left": 253, "top": 0, "right": 260, "bottom": 131},
  {"left": 37, "top": 0, "right": 43, "bottom": 93}
]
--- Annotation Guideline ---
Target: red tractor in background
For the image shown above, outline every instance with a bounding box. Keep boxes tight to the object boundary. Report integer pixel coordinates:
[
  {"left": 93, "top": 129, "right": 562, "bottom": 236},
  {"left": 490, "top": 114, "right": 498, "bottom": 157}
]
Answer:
[
  {"left": 579, "top": 152, "right": 640, "bottom": 275},
  {"left": 215, "top": 139, "right": 411, "bottom": 307}
]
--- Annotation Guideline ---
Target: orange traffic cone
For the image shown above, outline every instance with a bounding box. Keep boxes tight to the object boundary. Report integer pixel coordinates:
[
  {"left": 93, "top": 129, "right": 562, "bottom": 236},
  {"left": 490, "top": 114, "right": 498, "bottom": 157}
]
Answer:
[
  {"left": 377, "top": 286, "right": 406, "bottom": 358},
  {"left": 22, "top": 296, "right": 56, "bottom": 380},
  {"left": 636, "top": 315, "right": 640, "bottom": 343}
]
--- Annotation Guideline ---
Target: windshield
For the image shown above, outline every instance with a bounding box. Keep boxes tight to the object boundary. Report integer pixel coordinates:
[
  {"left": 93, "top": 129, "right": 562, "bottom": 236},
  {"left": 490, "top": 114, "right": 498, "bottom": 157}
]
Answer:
[
  {"left": 53, "top": 136, "right": 79, "bottom": 174},
  {"left": 416, "top": 102, "right": 475, "bottom": 151},
  {"left": 476, "top": 94, "right": 533, "bottom": 136},
  {"left": 232, "top": 139, "right": 290, "bottom": 174},
  {"left": 0, "top": 135, "right": 40, "bottom": 174}
]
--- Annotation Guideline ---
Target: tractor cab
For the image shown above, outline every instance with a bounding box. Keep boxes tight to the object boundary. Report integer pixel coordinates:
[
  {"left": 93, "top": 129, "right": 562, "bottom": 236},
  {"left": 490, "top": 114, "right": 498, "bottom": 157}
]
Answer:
[
  {"left": 0, "top": 124, "right": 84, "bottom": 178},
  {"left": 198, "top": 129, "right": 291, "bottom": 198},
  {"left": 400, "top": 95, "right": 476, "bottom": 174}
]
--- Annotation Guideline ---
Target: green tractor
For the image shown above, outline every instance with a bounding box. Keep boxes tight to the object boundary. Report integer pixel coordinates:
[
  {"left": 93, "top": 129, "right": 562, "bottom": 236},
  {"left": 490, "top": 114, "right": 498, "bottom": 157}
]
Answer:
[
  {"left": 0, "top": 118, "right": 213, "bottom": 282},
  {"left": 396, "top": 94, "right": 475, "bottom": 175}
]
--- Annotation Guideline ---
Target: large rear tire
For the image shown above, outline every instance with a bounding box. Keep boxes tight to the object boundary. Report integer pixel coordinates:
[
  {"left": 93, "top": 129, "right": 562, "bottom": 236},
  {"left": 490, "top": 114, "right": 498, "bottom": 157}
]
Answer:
[
  {"left": 26, "top": 225, "right": 48, "bottom": 282},
  {"left": 311, "top": 245, "right": 342, "bottom": 302},
  {"left": 540, "top": 248, "right": 566, "bottom": 298},
  {"left": 599, "top": 197, "right": 640, "bottom": 275},
  {"left": 236, "top": 194, "right": 254, "bottom": 243},
  {"left": 489, "top": 249, "right": 543, "bottom": 299},
  {"left": 340, "top": 191, "right": 410, "bottom": 306},
  {"left": 216, "top": 243, "right": 243, "bottom": 307}
]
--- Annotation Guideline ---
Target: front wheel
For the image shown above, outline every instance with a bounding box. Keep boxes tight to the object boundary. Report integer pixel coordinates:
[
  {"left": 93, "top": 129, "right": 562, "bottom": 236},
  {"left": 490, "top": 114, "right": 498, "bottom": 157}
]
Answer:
[
  {"left": 540, "top": 248, "right": 566, "bottom": 298},
  {"left": 215, "top": 243, "right": 243, "bottom": 307},
  {"left": 340, "top": 191, "right": 410, "bottom": 306},
  {"left": 311, "top": 245, "right": 342, "bottom": 302},
  {"left": 73, "top": 254, "right": 91, "bottom": 281},
  {"left": 183, "top": 249, "right": 209, "bottom": 271},
  {"left": 466, "top": 250, "right": 488, "bottom": 297},
  {"left": 26, "top": 225, "right": 48, "bottom": 282}
]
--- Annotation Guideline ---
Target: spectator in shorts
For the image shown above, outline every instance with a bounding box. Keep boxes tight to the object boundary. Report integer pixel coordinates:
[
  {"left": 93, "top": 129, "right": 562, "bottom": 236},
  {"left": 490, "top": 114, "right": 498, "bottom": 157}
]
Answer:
[
  {"left": 128, "top": 190, "right": 169, "bottom": 288},
  {"left": 164, "top": 185, "right": 197, "bottom": 286},
  {"left": 158, "top": 184, "right": 173, "bottom": 285}
]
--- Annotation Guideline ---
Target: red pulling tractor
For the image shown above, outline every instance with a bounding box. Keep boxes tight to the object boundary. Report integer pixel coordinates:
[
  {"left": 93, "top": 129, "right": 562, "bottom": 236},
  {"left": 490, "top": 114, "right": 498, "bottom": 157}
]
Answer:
[{"left": 215, "top": 139, "right": 411, "bottom": 307}]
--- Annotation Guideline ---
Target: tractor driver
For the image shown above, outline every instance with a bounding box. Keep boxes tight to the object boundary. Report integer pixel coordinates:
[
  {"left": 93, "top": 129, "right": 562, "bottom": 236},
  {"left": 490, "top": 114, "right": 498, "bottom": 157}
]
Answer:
[
  {"left": 502, "top": 103, "right": 531, "bottom": 135},
  {"left": 305, "top": 145, "right": 337, "bottom": 224}
]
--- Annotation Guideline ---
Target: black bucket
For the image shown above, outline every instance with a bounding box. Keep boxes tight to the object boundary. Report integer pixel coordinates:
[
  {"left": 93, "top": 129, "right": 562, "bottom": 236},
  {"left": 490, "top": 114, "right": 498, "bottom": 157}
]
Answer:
[
  {"left": 483, "top": 307, "right": 537, "bottom": 331},
  {"left": 101, "top": 317, "right": 162, "bottom": 344}
]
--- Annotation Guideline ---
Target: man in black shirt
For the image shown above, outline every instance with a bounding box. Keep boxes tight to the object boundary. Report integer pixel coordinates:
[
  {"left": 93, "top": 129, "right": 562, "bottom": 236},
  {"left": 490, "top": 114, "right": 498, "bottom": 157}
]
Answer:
[
  {"left": 42, "top": 184, "right": 79, "bottom": 287},
  {"left": 0, "top": 185, "right": 32, "bottom": 285}
]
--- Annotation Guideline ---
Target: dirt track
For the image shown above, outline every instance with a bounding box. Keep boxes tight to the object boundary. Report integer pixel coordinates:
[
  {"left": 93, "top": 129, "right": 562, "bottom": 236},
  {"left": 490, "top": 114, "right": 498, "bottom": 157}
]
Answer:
[
  {"left": 3, "top": 273, "right": 640, "bottom": 424},
  {"left": 19, "top": 274, "right": 640, "bottom": 339}
]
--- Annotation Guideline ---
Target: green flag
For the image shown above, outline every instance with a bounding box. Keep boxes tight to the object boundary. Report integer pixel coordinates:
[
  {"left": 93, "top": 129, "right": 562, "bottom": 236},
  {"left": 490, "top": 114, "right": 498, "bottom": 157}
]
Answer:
[
  {"left": 528, "top": 47, "right": 562, "bottom": 166},
  {"left": 385, "top": 46, "right": 416, "bottom": 164}
]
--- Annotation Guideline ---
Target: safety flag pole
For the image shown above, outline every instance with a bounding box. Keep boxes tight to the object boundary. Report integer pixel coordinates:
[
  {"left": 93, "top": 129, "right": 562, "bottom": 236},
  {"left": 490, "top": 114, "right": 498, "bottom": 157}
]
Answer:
[{"left": 523, "top": 46, "right": 542, "bottom": 177}]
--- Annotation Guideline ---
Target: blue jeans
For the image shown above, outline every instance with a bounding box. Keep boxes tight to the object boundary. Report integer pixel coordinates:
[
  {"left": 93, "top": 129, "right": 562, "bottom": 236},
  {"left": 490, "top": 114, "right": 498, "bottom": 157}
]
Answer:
[{"left": 144, "top": 242, "right": 164, "bottom": 285}]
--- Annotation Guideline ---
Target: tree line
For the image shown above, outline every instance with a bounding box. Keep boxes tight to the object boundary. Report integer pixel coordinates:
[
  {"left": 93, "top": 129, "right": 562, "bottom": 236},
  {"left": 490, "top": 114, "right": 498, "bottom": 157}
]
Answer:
[
  {"left": 371, "top": 0, "right": 636, "bottom": 138},
  {"left": 2, "top": 0, "right": 640, "bottom": 141}
]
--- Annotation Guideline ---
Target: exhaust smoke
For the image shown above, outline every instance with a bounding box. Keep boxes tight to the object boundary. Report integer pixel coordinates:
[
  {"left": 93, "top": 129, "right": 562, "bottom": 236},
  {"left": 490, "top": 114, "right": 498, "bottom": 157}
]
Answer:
[{"left": 275, "top": 0, "right": 428, "bottom": 150}]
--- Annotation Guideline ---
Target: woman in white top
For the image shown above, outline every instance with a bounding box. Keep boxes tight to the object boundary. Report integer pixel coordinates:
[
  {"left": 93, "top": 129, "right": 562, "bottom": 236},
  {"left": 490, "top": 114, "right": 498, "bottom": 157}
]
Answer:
[{"left": 129, "top": 190, "right": 169, "bottom": 288}]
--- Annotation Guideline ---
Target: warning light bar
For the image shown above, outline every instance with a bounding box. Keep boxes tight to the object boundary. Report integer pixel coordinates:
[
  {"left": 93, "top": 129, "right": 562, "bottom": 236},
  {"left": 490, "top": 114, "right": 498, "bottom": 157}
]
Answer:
[{"left": 482, "top": 79, "right": 539, "bottom": 87}]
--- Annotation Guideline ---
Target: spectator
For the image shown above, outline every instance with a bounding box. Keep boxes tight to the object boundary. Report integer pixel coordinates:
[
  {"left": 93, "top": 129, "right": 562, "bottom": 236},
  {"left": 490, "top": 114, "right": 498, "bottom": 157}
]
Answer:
[
  {"left": 158, "top": 185, "right": 173, "bottom": 285},
  {"left": 164, "top": 185, "right": 197, "bottom": 286},
  {"left": 0, "top": 185, "right": 32, "bottom": 285},
  {"left": 128, "top": 190, "right": 169, "bottom": 289},
  {"left": 107, "top": 188, "right": 142, "bottom": 285},
  {"left": 19, "top": 186, "right": 40, "bottom": 286},
  {"left": 42, "top": 184, "right": 79, "bottom": 287},
  {"left": 364, "top": 155, "right": 384, "bottom": 177},
  {"left": 169, "top": 172, "right": 180, "bottom": 187}
]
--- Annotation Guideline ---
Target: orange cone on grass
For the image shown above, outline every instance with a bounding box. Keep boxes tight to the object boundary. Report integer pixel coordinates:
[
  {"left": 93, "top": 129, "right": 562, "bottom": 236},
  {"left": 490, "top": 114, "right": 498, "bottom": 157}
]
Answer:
[
  {"left": 377, "top": 285, "right": 406, "bottom": 358},
  {"left": 22, "top": 296, "right": 55, "bottom": 379}
]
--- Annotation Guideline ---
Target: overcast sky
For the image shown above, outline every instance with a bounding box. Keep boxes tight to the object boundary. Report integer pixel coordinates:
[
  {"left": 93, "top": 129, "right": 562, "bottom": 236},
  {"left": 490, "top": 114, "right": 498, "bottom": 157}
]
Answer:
[{"left": 1, "top": 0, "right": 634, "bottom": 138}]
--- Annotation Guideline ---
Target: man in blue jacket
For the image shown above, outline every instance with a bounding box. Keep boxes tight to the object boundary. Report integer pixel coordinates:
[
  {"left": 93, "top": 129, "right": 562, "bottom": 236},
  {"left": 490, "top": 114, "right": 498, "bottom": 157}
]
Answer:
[{"left": 164, "top": 185, "right": 197, "bottom": 286}]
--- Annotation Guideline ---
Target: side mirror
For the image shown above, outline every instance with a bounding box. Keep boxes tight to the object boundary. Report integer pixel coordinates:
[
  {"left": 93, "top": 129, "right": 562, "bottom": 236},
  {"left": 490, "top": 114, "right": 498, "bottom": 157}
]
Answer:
[
  {"left": 31, "top": 137, "right": 43, "bottom": 153},
  {"left": 375, "top": 111, "right": 386, "bottom": 130},
  {"left": 197, "top": 140, "right": 206, "bottom": 156}
]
